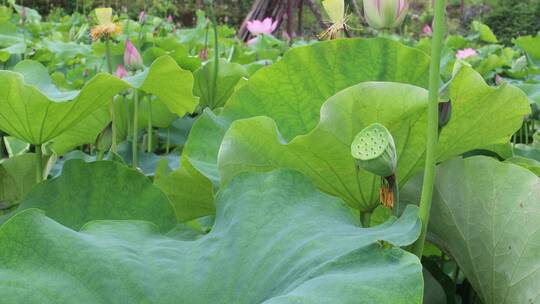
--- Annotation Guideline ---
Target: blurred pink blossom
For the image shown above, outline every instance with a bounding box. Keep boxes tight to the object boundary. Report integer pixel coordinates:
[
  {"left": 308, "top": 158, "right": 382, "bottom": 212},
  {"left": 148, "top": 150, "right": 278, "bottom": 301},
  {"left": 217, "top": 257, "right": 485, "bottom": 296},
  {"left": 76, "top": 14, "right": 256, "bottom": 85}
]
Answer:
[
  {"left": 282, "top": 30, "right": 291, "bottom": 42},
  {"left": 246, "top": 17, "right": 278, "bottom": 36},
  {"left": 167, "top": 15, "right": 173, "bottom": 23},
  {"left": 495, "top": 74, "right": 504, "bottom": 85},
  {"left": 139, "top": 10, "right": 146, "bottom": 23},
  {"left": 115, "top": 64, "right": 128, "bottom": 78},
  {"left": 199, "top": 48, "right": 208, "bottom": 61},
  {"left": 124, "top": 39, "right": 143, "bottom": 71},
  {"left": 456, "top": 48, "right": 477, "bottom": 59},
  {"left": 422, "top": 24, "right": 432, "bottom": 36}
]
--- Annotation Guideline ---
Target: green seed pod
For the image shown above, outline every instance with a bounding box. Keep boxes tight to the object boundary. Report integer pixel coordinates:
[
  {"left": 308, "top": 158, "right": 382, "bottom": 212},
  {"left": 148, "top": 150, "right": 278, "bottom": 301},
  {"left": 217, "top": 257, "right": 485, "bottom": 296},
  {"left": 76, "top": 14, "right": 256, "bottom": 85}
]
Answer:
[{"left": 351, "top": 123, "right": 397, "bottom": 177}]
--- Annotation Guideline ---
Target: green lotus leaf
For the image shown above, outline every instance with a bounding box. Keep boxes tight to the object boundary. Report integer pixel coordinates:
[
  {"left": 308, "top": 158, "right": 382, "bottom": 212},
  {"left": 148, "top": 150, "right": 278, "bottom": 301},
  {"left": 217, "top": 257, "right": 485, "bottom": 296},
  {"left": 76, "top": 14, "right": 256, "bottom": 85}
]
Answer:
[
  {"left": 0, "top": 153, "right": 38, "bottom": 211},
  {"left": 49, "top": 106, "right": 110, "bottom": 155},
  {"left": 0, "top": 42, "right": 25, "bottom": 62},
  {"left": 505, "top": 156, "right": 540, "bottom": 176},
  {"left": 219, "top": 82, "right": 427, "bottom": 210},
  {"left": 0, "top": 60, "right": 126, "bottom": 145},
  {"left": 0, "top": 160, "right": 177, "bottom": 232},
  {"left": 43, "top": 39, "right": 92, "bottom": 59},
  {"left": 0, "top": 169, "right": 423, "bottom": 303},
  {"left": 472, "top": 21, "right": 498, "bottom": 43},
  {"left": 514, "top": 34, "right": 540, "bottom": 66},
  {"left": 124, "top": 55, "right": 198, "bottom": 117},
  {"left": 154, "top": 158, "right": 215, "bottom": 222},
  {"left": 3, "top": 135, "right": 29, "bottom": 156},
  {"left": 186, "top": 38, "right": 431, "bottom": 177},
  {"left": 402, "top": 156, "right": 540, "bottom": 304},
  {"left": 436, "top": 68, "right": 530, "bottom": 161},
  {"left": 49, "top": 55, "right": 198, "bottom": 154},
  {"left": 219, "top": 66, "right": 529, "bottom": 211},
  {"left": 194, "top": 59, "right": 249, "bottom": 109},
  {"left": 163, "top": 38, "right": 431, "bottom": 219}
]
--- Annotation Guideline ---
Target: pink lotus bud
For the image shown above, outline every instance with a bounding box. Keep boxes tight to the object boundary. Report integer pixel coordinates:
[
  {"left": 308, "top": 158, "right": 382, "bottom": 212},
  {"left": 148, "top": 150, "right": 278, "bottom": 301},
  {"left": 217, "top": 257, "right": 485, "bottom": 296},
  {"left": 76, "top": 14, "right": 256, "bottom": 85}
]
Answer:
[
  {"left": 115, "top": 64, "right": 128, "bottom": 78},
  {"left": 167, "top": 15, "right": 173, "bottom": 23},
  {"left": 422, "top": 24, "right": 432, "bottom": 36},
  {"left": 139, "top": 11, "right": 146, "bottom": 24},
  {"left": 123, "top": 39, "right": 143, "bottom": 71},
  {"left": 282, "top": 30, "right": 291, "bottom": 42},
  {"left": 246, "top": 17, "right": 278, "bottom": 36},
  {"left": 20, "top": 7, "right": 27, "bottom": 23},
  {"left": 456, "top": 48, "right": 478, "bottom": 60},
  {"left": 495, "top": 75, "right": 504, "bottom": 85},
  {"left": 198, "top": 48, "right": 208, "bottom": 61},
  {"left": 363, "top": 0, "right": 408, "bottom": 30}
]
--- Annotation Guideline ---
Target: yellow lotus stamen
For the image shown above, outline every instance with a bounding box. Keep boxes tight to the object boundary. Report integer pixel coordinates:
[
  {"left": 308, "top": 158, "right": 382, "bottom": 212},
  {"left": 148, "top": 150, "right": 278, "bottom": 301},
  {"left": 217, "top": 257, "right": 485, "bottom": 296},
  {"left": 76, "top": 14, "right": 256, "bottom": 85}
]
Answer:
[{"left": 91, "top": 8, "right": 122, "bottom": 41}]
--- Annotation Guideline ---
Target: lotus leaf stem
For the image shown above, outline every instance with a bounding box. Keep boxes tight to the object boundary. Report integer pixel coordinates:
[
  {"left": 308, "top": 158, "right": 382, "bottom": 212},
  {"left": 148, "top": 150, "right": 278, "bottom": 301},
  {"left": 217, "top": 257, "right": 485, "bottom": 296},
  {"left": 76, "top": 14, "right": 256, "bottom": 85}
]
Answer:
[
  {"left": 411, "top": 0, "right": 446, "bottom": 258},
  {"left": 132, "top": 91, "right": 139, "bottom": 168},
  {"left": 35, "top": 144, "right": 43, "bottom": 183}
]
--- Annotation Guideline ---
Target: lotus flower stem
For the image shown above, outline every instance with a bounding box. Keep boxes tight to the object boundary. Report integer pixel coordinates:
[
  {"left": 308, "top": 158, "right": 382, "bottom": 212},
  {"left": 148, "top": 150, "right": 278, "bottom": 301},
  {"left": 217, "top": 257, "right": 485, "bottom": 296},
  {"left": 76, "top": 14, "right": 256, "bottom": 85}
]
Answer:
[
  {"left": 104, "top": 38, "right": 113, "bottom": 74},
  {"left": 411, "top": 0, "right": 446, "bottom": 258},
  {"left": 104, "top": 39, "right": 117, "bottom": 154},
  {"left": 35, "top": 144, "right": 43, "bottom": 183},
  {"left": 110, "top": 101, "right": 117, "bottom": 154},
  {"left": 147, "top": 98, "right": 153, "bottom": 152},
  {"left": 124, "top": 95, "right": 131, "bottom": 138},
  {"left": 0, "top": 134, "right": 4, "bottom": 159},
  {"left": 206, "top": 0, "right": 219, "bottom": 109},
  {"left": 132, "top": 91, "right": 139, "bottom": 168}
]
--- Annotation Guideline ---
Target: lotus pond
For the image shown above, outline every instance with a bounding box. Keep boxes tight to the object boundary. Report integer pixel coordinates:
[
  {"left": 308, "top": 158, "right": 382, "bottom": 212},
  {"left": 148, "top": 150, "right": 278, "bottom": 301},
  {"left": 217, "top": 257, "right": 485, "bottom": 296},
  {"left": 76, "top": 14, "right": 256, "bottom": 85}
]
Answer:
[{"left": 0, "top": 0, "right": 539, "bottom": 303}]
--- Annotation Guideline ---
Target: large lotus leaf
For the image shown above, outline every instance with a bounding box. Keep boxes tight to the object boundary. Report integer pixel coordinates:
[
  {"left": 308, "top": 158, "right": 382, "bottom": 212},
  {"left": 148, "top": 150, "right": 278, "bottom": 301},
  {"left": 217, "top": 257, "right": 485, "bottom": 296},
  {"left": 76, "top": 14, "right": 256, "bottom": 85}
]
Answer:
[
  {"left": 49, "top": 56, "right": 198, "bottom": 154},
  {"left": 0, "top": 60, "right": 126, "bottom": 145},
  {"left": 0, "top": 169, "right": 423, "bottom": 303},
  {"left": 402, "top": 156, "right": 540, "bottom": 304},
  {"left": 0, "top": 160, "right": 176, "bottom": 232},
  {"left": 219, "top": 67, "right": 529, "bottom": 211},
  {"left": 185, "top": 38, "right": 431, "bottom": 178},
  {"left": 160, "top": 38, "right": 432, "bottom": 218},
  {"left": 225, "top": 38, "right": 431, "bottom": 141}
]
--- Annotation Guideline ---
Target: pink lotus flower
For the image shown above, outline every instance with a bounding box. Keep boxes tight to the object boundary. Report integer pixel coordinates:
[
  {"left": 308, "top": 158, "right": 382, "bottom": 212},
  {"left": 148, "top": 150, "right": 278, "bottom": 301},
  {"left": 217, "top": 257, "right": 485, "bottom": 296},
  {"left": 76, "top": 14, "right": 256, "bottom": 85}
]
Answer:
[
  {"left": 115, "top": 64, "right": 128, "bottom": 78},
  {"left": 124, "top": 39, "right": 143, "bottom": 71},
  {"left": 422, "top": 24, "right": 432, "bottom": 36},
  {"left": 139, "top": 10, "right": 146, "bottom": 24},
  {"left": 246, "top": 17, "right": 278, "bottom": 36},
  {"left": 167, "top": 15, "right": 173, "bottom": 23},
  {"left": 363, "top": 0, "right": 409, "bottom": 30},
  {"left": 456, "top": 48, "right": 478, "bottom": 60}
]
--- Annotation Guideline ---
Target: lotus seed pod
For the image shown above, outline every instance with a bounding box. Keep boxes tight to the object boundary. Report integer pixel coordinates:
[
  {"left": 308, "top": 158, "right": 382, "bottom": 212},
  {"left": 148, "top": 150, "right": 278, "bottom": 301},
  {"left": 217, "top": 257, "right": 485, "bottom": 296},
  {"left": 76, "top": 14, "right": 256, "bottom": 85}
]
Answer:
[{"left": 351, "top": 123, "right": 397, "bottom": 177}]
